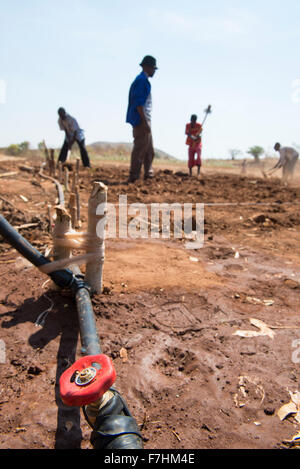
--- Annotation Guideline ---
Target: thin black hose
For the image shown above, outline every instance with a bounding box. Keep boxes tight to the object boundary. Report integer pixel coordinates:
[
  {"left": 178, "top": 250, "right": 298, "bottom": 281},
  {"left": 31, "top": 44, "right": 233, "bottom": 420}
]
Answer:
[
  {"left": 39, "top": 162, "right": 65, "bottom": 207},
  {"left": 0, "top": 214, "right": 50, "bottom": 268},
  {"left": 0, "top": 214, "right": 78, "bottom": 290},
  {"left": 0, "top": 214, "right": 143, "bottom": 449}
]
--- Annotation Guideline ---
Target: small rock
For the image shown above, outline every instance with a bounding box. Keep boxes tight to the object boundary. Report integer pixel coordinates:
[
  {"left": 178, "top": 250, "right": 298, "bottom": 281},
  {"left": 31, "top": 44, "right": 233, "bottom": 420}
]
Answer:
[
  {"left": 264, "top": 407, "right": 275, "bottom": 416},
  {"left": 252, "top": 214, "right": 266, "bottom": 224},
  {"left": 27, "top": 364, "right": 44, "bottom": 376},
  {"left": 201, "top": 423, "right": 212, "bottom": 432},
  {"left": 15, "top": 427, "right": 26, "bottom": 433},
  {"left": 284, "top": 279, "right": 300, "bottom": 290},
  {"left": 240, "top": 345, "right": 257, "bottom": 356}
]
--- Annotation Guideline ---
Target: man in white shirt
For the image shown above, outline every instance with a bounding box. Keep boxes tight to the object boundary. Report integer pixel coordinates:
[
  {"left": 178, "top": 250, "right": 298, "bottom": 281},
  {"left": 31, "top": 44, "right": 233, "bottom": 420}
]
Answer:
[
  {"left": 267, "top": 143, "right": 299, "bottom": 182},
  {"left": 57, "top": 107, "right": 91, "bottom": 168}
]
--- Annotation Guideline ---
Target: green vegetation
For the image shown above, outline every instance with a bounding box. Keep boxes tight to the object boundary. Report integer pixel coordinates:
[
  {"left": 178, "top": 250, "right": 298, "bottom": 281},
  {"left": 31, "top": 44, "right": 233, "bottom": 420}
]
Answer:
[
  {"left": 6, "top": 141, "right": 30, "bottom": 156},
  {"left": 228, "top": 149, "right": 242, "bottom": 160},
  {"left": 247, "top": 145, "right": 264, "bottom": 163}
]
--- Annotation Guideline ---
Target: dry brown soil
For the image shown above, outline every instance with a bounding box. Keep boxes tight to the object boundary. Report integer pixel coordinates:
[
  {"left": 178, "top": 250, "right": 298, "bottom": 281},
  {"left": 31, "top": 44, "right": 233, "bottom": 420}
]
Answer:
[{"left": 0, "top": 156, "right": 300, "bottom": 449}]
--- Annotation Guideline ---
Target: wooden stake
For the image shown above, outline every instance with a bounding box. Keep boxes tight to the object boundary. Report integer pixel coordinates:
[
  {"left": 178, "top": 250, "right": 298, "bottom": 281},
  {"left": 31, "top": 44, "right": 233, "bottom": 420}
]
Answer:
[
  {"left": 47, "top": 205, "right": 53, "bottom": 233},
  {"left": 0, "top": 172, "right": 18, "bottom": 178},
  {"left": 69, "top": 193, "right": 77, "bottom": 229},
  {"left": 76, "top": 157, "right": 80, "bottom": 184},
  {"left": 66, "top": 149, "right": 71, "bottom": 162},
  {"left": 50, "top": 149, "right": 55, "bottom": 178},
  {"left": 53, "top": 206, "right": 72, "bottom": 261},
  {"left": 58, "top": 161, "right": 63, "bottom": 183},
  {"left": 64, "top": 167, "right": 69, "bottom": 192},
  {"left": 85, "top": 182, "right": 107, "bottom": 294},
  {"left": 75, "top": 186, "right": 81, "bottom": 228},
  {"left": 71, "top": 170, "right": 76, "bottom": 193},
  {"left": 42, "top": 140, "right": 50, "bottom": 172}
]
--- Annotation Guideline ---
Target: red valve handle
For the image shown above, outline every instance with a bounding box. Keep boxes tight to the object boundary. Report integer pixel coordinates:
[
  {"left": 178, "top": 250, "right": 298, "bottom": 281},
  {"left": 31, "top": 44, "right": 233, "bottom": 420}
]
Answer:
[{"left": 59, "top": 354, "right": 116, "bottom": 407}]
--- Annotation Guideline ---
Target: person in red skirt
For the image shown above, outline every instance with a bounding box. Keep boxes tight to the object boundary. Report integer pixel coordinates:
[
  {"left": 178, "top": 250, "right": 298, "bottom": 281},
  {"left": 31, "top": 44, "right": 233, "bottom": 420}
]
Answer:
[{"left": 185, "top": 114, "right": 203, "bottom": 176}]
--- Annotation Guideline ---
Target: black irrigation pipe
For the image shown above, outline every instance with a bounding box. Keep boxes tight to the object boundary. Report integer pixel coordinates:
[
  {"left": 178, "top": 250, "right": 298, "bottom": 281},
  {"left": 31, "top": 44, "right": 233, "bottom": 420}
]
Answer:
[
  {"left": 0, "top": 214, "right": 102, "bottom": 362},
  {"left": 0, "top": 164, "right": 143, "bottom": 449},
  {"left": 0, "top": 213, "right": 101, "bottom": 360},
  {"left": 0, "top": 214, "right": 143, "bottom": 449},
  {"left": 0, "top": 214, "right": 86, "bottom": 296},
  {"left": 71, "top": 264, "right": 102, "bottom": 357}
]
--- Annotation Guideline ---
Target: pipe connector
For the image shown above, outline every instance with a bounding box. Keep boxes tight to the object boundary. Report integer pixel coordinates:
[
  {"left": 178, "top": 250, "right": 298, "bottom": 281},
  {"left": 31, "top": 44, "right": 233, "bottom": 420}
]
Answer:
[{"left": 84, "top": 388, "right": 143, "bottom": 450}]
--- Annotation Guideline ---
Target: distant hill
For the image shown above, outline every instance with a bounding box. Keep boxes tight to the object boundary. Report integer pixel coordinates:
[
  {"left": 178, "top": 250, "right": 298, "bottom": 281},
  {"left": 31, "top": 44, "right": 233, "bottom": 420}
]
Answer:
[{"left": 88, "top": 141, "right": 178, "bottom": 161}]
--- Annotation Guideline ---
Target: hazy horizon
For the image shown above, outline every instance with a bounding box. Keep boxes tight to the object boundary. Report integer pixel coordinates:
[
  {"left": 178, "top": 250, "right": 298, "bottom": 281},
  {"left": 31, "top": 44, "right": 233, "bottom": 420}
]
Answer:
[{"left": 1, "top": 1, "right": 300, "bottom": 162}]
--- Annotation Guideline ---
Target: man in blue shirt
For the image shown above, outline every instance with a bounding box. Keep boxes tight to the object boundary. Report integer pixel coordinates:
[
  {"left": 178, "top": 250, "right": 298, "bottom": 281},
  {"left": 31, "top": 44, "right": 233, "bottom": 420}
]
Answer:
[{"left": 126, "top": 56, "right": 158, "bottom": 182}]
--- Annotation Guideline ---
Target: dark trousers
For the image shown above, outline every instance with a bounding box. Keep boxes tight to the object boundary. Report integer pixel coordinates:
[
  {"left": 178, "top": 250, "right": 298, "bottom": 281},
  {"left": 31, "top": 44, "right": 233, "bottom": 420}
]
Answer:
[
  {"left": 58, "top": 139, "right": 91, "bottom": 167},
  {"left": 129, "top": 124, "right": 154, "bottom": 181}
]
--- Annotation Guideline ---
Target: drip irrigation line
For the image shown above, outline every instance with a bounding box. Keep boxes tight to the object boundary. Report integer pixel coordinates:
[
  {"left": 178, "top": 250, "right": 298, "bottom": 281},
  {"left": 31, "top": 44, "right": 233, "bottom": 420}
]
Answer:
[
  {"left": 0, "top": 216, "right": 143, "bottom": 449},
  {"left": 0, "top": 214, "right": 102, "bottom": 353},
  {"left": 34, "top": 167, "right": 143, "bottom": 449},
  {"left": 108, "top": 201, "right": 299, "bottom": 207},
  {"left": 39, "top": 163, "right": 65, "bottom": 207},
  {"left": 204, "top": 202, "right": 300, "bottom": 207}
]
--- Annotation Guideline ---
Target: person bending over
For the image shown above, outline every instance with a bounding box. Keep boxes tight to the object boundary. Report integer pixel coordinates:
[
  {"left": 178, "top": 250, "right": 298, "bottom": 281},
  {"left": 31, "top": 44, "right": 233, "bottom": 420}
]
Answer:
[{"left": 57, "top": 107, "right": 91, "bottom": 168}]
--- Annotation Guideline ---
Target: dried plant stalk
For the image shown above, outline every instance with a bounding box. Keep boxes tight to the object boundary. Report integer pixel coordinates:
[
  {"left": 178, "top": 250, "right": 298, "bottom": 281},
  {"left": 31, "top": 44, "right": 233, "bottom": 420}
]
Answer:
[
  {"left": 53, "top": 206, "right": 72, "bottom": 261},
  {"left": 50, "top": 149, "right": 56, "bottom": 178},
  {"left": 76, "top": 157, "right": 80, "bottom": 183},
  {"left": 47, "top": 205, "right": 53, "bottom": 233},
  {"left": 64, "top": 167, "right": 69, "bottom": 192},
  {"left": 42, "top": 140, "right": 50, "bottom": 170},
  {"left": 58, "top": 161, "right": 63, "bottom": 183},
  {"left": 75, "top": 186, "right": 81, "bottom": 228},
  {"left": 71, "top": 170, "right": 76, "bottom": 192},
  {"left": 69, "top": 193, "right": 77, "bottom": 229},
  {"left": 85, "top": 182, "right": 107, "bottom": 294}
]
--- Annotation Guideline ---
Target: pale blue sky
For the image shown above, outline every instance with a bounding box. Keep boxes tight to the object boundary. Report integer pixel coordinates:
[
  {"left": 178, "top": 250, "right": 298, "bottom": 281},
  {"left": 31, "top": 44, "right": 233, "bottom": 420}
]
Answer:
[{"left": 1, "top": 0, "right": 300, "bottom": 160}]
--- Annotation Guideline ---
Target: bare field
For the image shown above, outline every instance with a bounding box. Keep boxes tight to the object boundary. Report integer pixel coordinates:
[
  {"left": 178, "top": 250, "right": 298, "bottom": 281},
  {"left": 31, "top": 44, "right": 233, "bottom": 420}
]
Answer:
[{"left": 0, "top": 155, "right": 300, "bottom": 449}]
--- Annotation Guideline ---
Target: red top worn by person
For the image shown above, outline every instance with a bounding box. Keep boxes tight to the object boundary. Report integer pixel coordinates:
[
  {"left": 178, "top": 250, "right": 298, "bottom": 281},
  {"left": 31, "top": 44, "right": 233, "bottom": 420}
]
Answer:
[{"left": 185, "top": 114, "right": 203, "bottom": 176}]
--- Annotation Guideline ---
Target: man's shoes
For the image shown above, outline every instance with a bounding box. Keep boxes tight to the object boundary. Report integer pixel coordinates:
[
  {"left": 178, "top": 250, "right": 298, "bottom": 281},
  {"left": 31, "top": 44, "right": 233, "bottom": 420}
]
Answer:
[
  {"left": 145, "top": 168, "right": 154, "bottom": 180},
  {"left": 128, "top": 176, "right": 138, "bottom": 183},
  {"left": 144, "top": 174, "right": 154, "bottom": 180}
]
